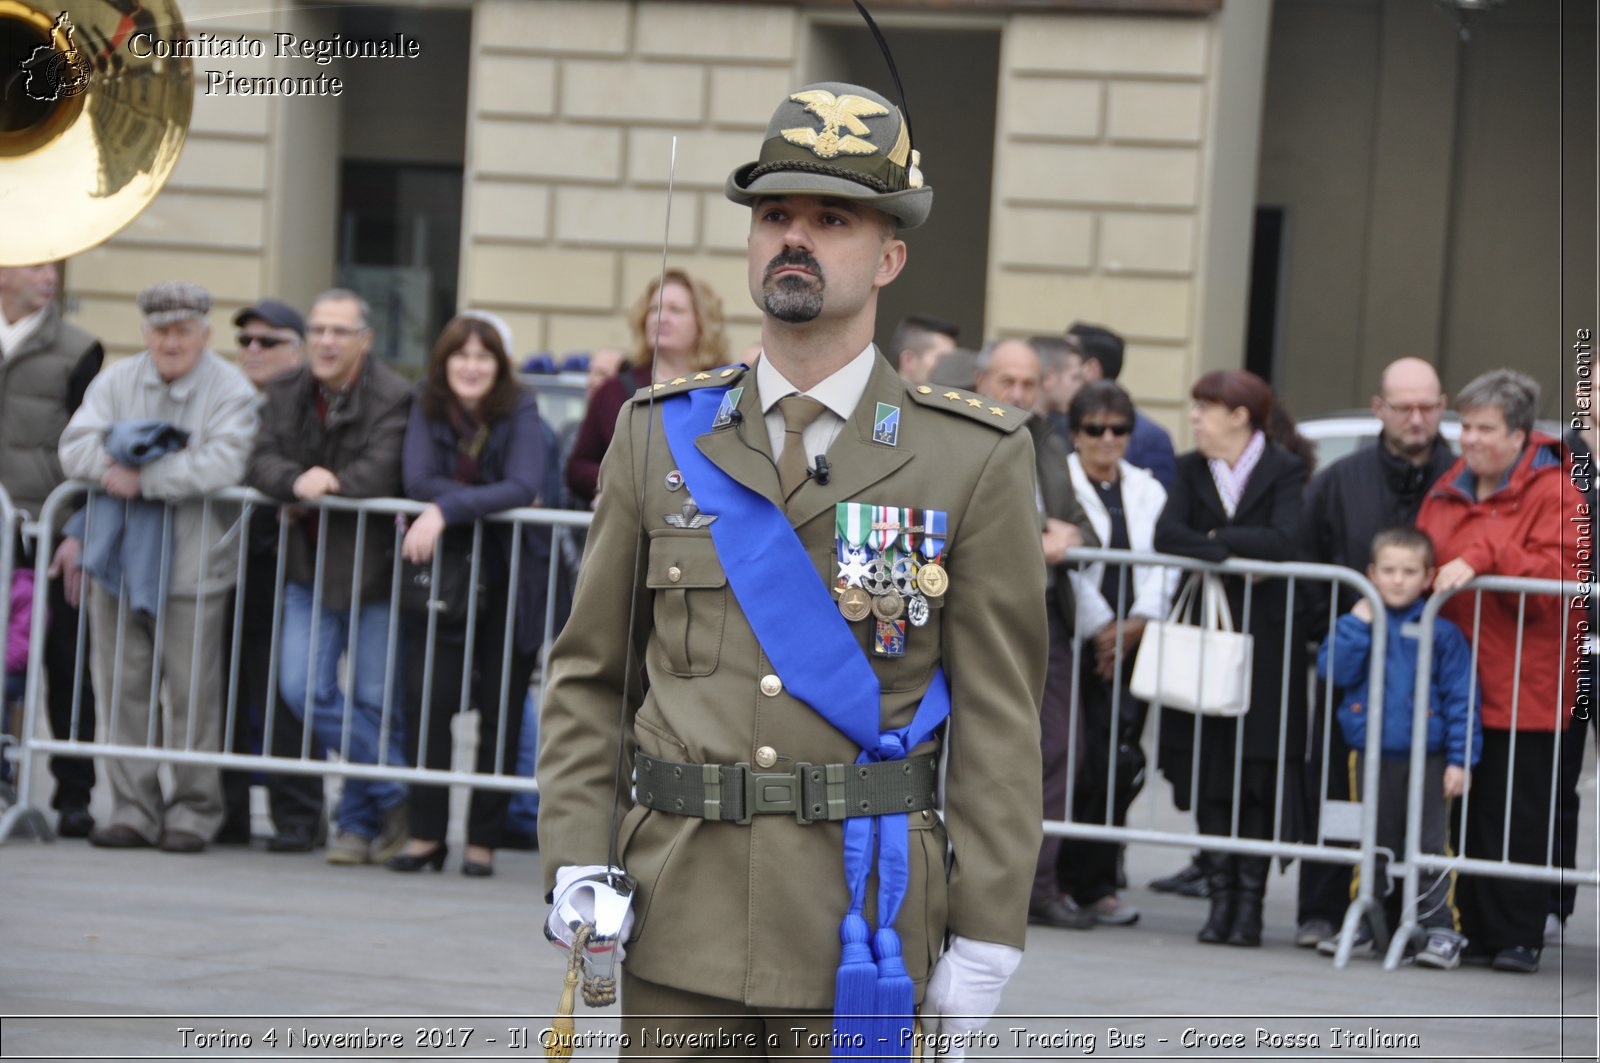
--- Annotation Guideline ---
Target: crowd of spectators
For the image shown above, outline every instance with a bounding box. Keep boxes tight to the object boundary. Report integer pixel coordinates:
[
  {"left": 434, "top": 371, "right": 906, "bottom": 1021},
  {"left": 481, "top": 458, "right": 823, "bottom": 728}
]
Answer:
[{"left": 0, "top": 267, "right": 1587, "bottom": 974}]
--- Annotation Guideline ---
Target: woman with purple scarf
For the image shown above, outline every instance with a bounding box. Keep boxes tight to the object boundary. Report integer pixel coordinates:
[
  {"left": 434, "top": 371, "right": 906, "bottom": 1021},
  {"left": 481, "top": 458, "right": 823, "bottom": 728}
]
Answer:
[{"left": 1154, "top": 369, "right": 1310, "bottom": 948}]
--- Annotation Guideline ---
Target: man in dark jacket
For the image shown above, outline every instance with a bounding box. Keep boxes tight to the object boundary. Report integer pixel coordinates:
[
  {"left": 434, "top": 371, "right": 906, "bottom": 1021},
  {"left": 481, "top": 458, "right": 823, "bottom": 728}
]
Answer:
[
  {"left": 217, "top": 299, "right": 326, "bottom": 851},
  {"left": 1293, "top": 357, "right": 1456, "bottom": 948},
  {"left": 977, "top": 338, "right": 1102, "bottom": 929},
  {"left": 246, "top": 289, "right": 413, "bottom": 866},
  {"left": 0, "top": 261, "right": 102, "bottom": 838}
]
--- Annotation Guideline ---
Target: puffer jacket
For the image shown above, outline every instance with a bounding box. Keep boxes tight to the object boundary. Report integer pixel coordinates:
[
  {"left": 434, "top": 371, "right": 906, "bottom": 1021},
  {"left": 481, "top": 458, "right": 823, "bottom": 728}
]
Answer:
[
  {"left": 0, "top": 309, "right": 102, "bottom": 518},
  {"left": 1417, "top": 431, "right": 1585, "bottom": 731},
  {"left": 1318, "top": 598, "right": 1482, "bottom": 766}
]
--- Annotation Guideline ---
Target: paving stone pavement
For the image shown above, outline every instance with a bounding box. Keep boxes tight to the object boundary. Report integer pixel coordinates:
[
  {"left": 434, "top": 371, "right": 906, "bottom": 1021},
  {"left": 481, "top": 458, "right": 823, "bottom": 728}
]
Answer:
[
  {"left": 3, "top": 794, "right": 1595, "bottom": 1062},
  {"left": 3, "top": 718, "right": 1597, "bottom": 1062}
]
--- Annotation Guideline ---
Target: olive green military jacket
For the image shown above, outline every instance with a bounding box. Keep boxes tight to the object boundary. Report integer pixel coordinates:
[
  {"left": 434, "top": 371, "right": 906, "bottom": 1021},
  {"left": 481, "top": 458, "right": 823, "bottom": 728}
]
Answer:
[{"left": 538, "top": 354, "right": 1046, "bottom": 1009}]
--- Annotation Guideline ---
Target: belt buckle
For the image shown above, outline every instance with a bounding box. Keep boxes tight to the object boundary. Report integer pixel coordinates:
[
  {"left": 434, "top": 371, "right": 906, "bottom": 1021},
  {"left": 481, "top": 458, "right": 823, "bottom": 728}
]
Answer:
[{"left": 736, "top": 763, "right": 802, "bottom": 825}]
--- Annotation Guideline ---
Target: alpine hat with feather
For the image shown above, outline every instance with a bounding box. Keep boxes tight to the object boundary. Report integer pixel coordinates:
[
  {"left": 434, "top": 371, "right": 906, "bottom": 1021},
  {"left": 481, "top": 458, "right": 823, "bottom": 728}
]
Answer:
[{"left": 724, "top": 81, "right": 932, "bottom": 230}]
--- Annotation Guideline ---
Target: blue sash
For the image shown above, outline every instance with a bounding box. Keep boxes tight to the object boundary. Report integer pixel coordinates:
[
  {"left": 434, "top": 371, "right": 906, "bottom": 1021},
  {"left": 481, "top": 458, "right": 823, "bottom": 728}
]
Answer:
[{"left": 662, "top": 386, "right": 949, "bottom": 1061}]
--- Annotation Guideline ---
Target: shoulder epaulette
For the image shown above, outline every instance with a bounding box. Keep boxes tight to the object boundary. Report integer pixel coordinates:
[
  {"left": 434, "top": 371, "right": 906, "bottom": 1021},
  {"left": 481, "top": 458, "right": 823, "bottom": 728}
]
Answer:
[
  {"left": 629, "top": 363, "right": 750, "bottom": 403},
  {"left": 905, "top": 383, "right": 1028, "bottom": 434}
]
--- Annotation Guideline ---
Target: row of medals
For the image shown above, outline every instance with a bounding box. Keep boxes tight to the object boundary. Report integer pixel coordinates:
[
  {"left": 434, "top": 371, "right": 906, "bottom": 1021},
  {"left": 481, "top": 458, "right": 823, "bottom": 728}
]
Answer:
[{"left": 833, "top": 503, "right": 948, "bottom": 657}]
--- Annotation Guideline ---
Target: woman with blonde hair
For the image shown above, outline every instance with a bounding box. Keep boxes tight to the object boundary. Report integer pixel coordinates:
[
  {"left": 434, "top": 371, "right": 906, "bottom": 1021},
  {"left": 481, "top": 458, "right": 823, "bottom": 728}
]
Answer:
[{"left": 564, "top": 269, "right": 728, "bottom": 506}]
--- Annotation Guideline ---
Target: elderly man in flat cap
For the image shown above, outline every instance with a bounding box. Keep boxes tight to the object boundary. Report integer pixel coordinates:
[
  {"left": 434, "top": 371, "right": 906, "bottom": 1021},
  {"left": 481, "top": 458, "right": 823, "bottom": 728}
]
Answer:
[
  {"left": 539, "top": 83, "right": 1045, "bottom": 1059},
  {"left": 58, "top": 281, "right": 259, "bottom": 853}
]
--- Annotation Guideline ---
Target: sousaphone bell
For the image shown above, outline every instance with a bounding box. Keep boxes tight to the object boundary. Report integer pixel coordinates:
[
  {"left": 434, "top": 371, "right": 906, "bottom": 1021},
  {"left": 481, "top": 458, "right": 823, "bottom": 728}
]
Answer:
[{"left": 1, "top": 0, "right": 192, "bottom": 265}]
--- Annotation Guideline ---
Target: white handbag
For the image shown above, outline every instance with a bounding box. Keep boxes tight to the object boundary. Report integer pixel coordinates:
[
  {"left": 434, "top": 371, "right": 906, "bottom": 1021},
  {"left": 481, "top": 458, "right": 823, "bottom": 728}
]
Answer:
[{"left": 1129, "top": 572, "right": 1254, "bottom": 716}]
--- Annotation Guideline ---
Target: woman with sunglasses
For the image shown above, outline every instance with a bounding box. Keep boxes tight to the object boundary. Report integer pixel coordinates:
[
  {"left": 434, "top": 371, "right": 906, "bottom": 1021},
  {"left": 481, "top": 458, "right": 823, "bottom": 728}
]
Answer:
[
  {"left": 388, "top": 314, "right": 553, "bottom": 877},
  {"left": 1055, "top": 382, "right": 1176, "bottom": 926},
  {"left": 1154, "top": 369, "right": 1309, "bottom": 948}
]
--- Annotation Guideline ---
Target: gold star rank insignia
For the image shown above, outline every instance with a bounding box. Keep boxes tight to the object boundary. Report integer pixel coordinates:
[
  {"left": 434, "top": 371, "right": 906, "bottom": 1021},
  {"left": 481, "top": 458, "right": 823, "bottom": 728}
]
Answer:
[
  {"left": 989, "top": 407, "right": 1006, "bottom": 417},
  {"left": 943, "top": 391, "right": 962, "bottom": 401},
  {"left": 670, "top": 377, "right": 687, "bottom": 386},
  {"left": 966, "top": 398, "right": 983, "bottom": 408},
  {"left": 694, "top": 373, "right": 711, "bottom": 381}
]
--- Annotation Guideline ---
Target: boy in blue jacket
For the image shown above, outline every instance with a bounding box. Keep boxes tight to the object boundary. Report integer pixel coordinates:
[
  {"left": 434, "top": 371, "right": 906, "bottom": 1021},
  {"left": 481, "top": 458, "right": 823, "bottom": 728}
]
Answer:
[{"left": 1316, "top": 526, "right": 1481, "bottom": 968}]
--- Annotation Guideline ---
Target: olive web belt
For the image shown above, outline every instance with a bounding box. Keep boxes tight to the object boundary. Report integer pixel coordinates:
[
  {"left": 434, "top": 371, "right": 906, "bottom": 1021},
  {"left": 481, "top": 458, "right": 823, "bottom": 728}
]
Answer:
[{"left": 634, "top": 752, "right": 938, "bottom": 825}]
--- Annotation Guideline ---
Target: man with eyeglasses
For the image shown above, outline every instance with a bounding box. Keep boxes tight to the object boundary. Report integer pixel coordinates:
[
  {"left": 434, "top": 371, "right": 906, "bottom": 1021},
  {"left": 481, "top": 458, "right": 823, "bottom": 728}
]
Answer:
[
  {"left": 234, "top": 299, "right": 305, "bottom": 389},
  {"left": 976, "top": 337, "right": 1102, "bottom": 931},
  {"left": 247, "top": 289, "right": 413, "bottom": 865},
  {"left": 211, "top": 300, "right": 327, "bottom": 851},
  {"left": 1291, "top": 356, "right": 1457, "bottom": 952}
]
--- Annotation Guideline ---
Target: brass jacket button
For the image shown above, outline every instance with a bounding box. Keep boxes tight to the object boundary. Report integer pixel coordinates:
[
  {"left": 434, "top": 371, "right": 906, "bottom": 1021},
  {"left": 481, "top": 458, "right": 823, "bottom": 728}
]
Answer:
[
  {"left": 754, "top": 746, "right": 779, "bottom": 769},
  {"left": 667, "top": 565, "right": 683, "bottom": 583},
  {"left": 759, "top": 673, "right": 782, "bottom": 697}
]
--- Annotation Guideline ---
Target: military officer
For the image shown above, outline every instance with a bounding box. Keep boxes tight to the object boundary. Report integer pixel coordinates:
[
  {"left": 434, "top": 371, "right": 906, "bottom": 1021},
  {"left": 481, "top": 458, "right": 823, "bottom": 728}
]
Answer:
[{"left": 538, "top": 82, "right": 1046, "bottom": 1059}]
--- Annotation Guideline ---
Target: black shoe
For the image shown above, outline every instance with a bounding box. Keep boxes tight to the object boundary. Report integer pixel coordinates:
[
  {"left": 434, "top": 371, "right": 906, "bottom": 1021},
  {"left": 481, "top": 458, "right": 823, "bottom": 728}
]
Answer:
[
  {"left": 57, "top": 807, "right": 95, "bottom": 839},
  {"left": 386, "top": 841, "right": 447, "bottom": 873},
  {"left": 1491, "top": 946, "right": 1541, "bottom": 973},
  {"left": 89, "top": 824, "right": 152, "bottom": 848},
  {"left": 158, "top": 830, "right": 207, "bottom": 854},
  {"left": 266, "top": 824, "right": 318, "bottom": 853},
  {"left": 1151, "top": 857, "right": 1210, "bottom": 898},
  {"left": 1196, "top": 852, "right": 1236, "bottom": 944},
  {"left": 1029, "top": 896, "right": 1096, "bottom": 930},
  {"left": 1226, "top": 856, "right": 1267, "bottom": 947},
  {"left": 214, "top": 819, "right": 252, "bottom": 846},
  {"left": 461, "top": 858, "right": 495, "bottom": 878}
]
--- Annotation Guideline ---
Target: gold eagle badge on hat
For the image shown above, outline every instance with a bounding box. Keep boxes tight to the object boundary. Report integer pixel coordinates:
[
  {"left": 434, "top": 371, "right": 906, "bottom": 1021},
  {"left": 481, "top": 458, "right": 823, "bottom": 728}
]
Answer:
[{"left": 781, "top": 90, "right": 888, "bottom": 160}]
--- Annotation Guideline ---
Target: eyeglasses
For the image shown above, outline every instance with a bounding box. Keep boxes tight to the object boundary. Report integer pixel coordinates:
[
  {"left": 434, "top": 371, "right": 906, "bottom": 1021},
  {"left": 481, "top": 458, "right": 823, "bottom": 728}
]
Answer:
[
  {"left": 307, "top": 324, "right": 368, "bottom": 340},
  {"left": 237, "top": 334, "right": 292, "bottom": 349},
  {"left": 1378, "top": 399, "right": 1445, "bottom": 418},
  {"left": 1077, "top": 422, "right": 1133, "bottom": 438}
]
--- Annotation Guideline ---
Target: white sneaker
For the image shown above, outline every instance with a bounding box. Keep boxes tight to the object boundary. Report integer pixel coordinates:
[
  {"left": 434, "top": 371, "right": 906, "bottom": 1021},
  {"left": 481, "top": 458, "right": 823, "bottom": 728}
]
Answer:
[{"left": 1415, "top": 931, "right": 1465, "bottom": 970}]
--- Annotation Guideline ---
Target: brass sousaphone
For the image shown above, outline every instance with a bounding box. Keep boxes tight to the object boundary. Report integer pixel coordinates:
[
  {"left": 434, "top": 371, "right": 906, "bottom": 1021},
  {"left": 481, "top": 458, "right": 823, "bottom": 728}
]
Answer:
[{"left": 1, "top": 0, "right": 192, "bottom": 265}]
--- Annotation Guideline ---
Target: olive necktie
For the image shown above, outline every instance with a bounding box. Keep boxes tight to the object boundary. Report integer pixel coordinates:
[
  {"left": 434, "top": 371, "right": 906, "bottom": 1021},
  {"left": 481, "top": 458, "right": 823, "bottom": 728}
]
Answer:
[{"left": 777, "top": 394, "right": 828, "bottom": 502}]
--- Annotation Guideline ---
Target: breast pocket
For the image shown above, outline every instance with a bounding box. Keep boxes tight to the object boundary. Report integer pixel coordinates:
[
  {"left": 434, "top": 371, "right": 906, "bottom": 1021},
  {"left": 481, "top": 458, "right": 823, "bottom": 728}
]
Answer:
[{"left": 647, "top": 534, "right": 727, "bottom": 677}]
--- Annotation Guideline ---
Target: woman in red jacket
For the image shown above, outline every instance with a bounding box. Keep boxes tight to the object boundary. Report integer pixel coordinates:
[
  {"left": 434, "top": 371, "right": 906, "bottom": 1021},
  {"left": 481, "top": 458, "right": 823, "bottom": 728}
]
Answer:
[{"left": 1416, "top": 368, "right": 1585, "bottom": 973}]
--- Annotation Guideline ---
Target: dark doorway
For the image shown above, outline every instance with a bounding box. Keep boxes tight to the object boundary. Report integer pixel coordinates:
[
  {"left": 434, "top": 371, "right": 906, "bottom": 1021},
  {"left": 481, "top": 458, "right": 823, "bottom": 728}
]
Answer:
[
  {"left": 333, "top": 5, "right": 469, "bottom": 370},
  {"left": 1244, "top": 206, "right": 1288, "bottom": 387},
  {"left": 808, "top": 22, "right": 1000, "bottom": 353}
]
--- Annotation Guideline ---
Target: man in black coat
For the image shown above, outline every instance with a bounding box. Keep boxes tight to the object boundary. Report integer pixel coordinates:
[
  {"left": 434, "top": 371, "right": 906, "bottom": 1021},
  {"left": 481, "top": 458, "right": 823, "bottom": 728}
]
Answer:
[{"left": 1294, "top": 357, "right": 1456, "bottom": 948}]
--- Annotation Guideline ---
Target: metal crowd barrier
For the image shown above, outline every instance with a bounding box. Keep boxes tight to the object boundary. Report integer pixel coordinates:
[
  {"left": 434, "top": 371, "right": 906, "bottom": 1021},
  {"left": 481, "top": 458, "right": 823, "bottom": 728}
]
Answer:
[
  {"left": 0, "top": 482, "right": 18, "bottom": 806},
  {"left": 0, "top": 481, "right": 591, "bottom": 845},
  {"left": 1058, "top": 547, "right": 1390, "bottom": 967},
  {"left": 1388, "top": 575, "right": 1594, "bottom": 969},
  {"left": 7, "top": 483, "right": 1586, "bottom": 978}
]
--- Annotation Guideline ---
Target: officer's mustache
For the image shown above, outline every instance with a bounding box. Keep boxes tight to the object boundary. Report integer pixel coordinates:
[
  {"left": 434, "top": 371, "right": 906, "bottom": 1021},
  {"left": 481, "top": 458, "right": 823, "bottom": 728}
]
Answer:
[{"left": 763, "top": 250, "right": 824, "bottom": 285}]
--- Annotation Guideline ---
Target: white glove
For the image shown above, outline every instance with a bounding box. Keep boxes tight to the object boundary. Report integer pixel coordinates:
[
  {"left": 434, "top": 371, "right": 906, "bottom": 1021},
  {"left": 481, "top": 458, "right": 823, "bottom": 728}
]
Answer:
[
  {"left": 545, "top": 864, "right": 635, "bottom": 962},
  {"left": 921, "top": 936, "right": 1022, "bottom": 1060}
]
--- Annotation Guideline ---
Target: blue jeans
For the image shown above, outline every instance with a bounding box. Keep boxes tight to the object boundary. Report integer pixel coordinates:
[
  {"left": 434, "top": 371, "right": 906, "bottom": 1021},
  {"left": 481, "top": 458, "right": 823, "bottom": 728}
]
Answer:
[{"left": 277, "top": 582, "right": 407, "bottom": 837}]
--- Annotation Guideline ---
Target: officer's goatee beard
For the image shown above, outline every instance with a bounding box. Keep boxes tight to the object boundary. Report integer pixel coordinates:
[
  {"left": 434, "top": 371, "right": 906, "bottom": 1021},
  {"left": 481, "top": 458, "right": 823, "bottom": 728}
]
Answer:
[{"left": 762, "top": 252, "right": 824, "bottom": 323}]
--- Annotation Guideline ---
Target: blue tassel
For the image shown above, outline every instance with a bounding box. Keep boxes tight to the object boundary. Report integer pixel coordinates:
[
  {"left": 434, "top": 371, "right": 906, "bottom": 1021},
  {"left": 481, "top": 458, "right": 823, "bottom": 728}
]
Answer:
[
  {"left": 872, "top": 927, "right": 914, "bottom": 1060},
  {"left": 833, "top": 913, "right": 877, "bottom": 1061}
]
